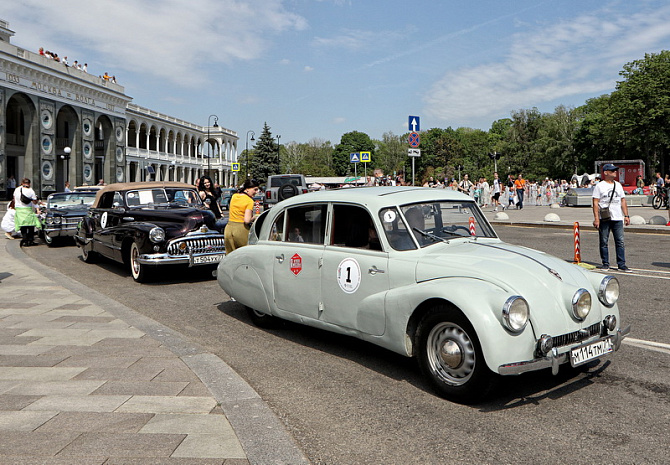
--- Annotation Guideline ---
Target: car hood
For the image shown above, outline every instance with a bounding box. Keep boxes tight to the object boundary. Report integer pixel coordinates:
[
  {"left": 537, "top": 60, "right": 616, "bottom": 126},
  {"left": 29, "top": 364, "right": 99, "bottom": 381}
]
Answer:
[
  {"left": 415, "top": 239, "right": 606, "bottom": 333},
  {"left": 125, "top": 207, "right": 218, "bottom": 237}
]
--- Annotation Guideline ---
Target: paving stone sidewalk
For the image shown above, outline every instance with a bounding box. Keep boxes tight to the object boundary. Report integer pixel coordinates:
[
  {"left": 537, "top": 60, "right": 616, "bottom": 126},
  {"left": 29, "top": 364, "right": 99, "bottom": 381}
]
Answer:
[{"left": 0, "top": 240, "right": 309, "bottom": 465}]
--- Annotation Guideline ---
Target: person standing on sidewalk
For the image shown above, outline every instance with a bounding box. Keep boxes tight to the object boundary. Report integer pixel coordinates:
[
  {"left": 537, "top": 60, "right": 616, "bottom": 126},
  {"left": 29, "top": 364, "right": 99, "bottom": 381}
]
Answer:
[
  {"left": 492, "top": 172, "right": 504, "bottom": 211},
  {"left": 592, "top": 164, "right": 631, "bottom": 272},
  {"left": 13, "top": 178, "right": 42, "bottom": 247},
  {"left": 514, "top": 174, "right": 527, "bottom": 209}
]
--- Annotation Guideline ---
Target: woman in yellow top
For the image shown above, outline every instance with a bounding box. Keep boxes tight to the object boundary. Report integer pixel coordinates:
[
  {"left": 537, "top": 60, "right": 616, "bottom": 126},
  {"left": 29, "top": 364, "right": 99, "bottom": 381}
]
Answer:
[{"left": 224, "top": 179, "right": 260, "bottom": 254}]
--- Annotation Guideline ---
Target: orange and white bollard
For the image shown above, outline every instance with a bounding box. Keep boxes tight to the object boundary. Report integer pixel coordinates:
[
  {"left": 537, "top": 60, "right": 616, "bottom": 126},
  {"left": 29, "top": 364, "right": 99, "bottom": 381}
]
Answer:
[
  {"left": 255, "top": 200, "right": 261, "bottom": 215},
  {"left": 469, "top": 216, "right": 476, "bottom": 236},
  {"left": 573, "top": 222, "right": 581, "bottom": 263}
]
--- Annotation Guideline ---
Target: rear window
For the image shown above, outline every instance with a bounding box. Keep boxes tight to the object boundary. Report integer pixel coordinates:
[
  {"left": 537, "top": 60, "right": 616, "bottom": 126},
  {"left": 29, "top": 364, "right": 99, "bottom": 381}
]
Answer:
[{"left": 270, "top": 176, "right": 303, "bottom": 188}]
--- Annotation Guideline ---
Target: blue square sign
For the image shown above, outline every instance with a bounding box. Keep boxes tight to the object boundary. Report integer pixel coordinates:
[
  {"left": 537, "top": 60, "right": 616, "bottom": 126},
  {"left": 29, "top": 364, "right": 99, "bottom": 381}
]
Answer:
[{"left": 408, "top": 116, "right": 420, "bottom": 132}]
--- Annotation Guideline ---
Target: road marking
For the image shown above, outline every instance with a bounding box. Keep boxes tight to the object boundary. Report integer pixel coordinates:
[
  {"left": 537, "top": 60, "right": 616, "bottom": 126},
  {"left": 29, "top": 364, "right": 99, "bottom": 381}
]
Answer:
[
  {"left": 623, "top": 338, "right": 670, "bottom": 355},
  {"left": 594, "top": 268, "right": 670, "bottom": 279}
]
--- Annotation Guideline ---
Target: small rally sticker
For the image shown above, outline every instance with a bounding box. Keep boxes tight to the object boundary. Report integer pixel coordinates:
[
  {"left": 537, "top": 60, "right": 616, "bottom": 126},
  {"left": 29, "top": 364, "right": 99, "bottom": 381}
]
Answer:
[
  {"left": 383, "top": 210, "right": 396, "bottom": 223},
  {"left": 337, "top": 258, "right": 361, "bottom": 294},
  {"left": 290, "top": 253, "right": 302, "bottom": 276}
]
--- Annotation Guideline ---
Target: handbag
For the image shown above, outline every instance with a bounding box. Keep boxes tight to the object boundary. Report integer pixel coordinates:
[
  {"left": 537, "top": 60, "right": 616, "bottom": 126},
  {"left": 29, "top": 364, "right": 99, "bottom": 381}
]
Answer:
[
  {"left": 19, "top": 188, "right": 33, "bottom": 204},
  {"left": 598, "top": 182, "right": 617, "bottom": 221}
]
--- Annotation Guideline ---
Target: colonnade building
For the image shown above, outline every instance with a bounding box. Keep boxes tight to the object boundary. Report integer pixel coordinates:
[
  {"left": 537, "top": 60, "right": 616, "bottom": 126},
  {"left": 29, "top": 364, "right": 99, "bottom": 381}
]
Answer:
[{"left": 0, "top": 19, "right": 239, "bottom": 199}]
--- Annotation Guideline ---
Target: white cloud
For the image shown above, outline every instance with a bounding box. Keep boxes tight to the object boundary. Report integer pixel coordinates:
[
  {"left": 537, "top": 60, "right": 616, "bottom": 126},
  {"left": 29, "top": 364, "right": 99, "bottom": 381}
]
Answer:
[
  {"left": 304, "top": 66, "right": 314, "bottom": 72},
  {"left": 4, "top": 0, "right": 307, "bottom": 87},
  {"left": 423, "top": 4, "right": 670, "bottom": 126}
]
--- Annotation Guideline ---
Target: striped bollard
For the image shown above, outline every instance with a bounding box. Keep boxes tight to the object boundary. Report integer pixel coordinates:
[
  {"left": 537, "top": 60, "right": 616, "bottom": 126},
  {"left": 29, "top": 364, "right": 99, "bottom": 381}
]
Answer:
[
  {"left": 469, "top": 216, "right": 476, "bottom": 236},
  {"left": 255, "top": 200, "right": 261, "bottom": 214},
  {"left": 573, "top": 222, "right": 581, "bottom": 263}
]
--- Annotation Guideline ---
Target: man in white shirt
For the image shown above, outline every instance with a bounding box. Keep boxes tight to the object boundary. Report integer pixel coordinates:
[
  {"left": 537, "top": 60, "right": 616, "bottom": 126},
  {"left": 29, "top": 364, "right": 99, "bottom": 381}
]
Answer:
[{"left": 592, "top": 164, "right": 631, "bottom": 272}]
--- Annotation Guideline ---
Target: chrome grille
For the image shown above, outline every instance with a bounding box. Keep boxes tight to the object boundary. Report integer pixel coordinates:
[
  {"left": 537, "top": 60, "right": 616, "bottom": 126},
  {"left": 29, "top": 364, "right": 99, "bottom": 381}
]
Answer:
[
  {"left": 63, "top": 217, "right": 81, "bottom": 226},
  {"left": 167, "top": 235, "right": 226, "bottom": 256},
  {"left": 552, "top": 322, "right": 602, "bottom": 348}
]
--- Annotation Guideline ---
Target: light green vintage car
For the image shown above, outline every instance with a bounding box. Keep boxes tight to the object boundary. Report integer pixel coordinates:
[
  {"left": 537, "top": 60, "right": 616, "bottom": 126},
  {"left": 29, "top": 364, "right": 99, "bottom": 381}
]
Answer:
[{"left": 216, "top": 186, "right": 629, "bottom": 403}]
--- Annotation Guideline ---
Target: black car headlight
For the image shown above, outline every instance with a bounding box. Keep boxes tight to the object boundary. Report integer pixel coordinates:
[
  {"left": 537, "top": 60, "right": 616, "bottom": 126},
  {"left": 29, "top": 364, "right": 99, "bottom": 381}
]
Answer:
[
  {"left": 571, "top": 288, "right": 591, "bottom": 321},
  {"left": 502, "top": 296, "right": 529, "bottom": 332},
  {"left": 598, "top": 276, "right": 619, "bottom": 308},
  {"left": 149, "top": 227, "right": 166, "bottom": 243},
  {"left": 53, "top": 217, "right": 61, "bottom": 225}
]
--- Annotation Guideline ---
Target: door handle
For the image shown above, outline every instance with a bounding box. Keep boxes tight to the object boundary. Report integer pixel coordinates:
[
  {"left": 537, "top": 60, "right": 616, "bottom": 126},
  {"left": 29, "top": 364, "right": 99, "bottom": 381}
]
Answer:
[
  {"left": 276, "top": 254, "right": 284, "bottom": 263},
  {"left": 368, "top": 265, "right": 385, "bottom": 275}
]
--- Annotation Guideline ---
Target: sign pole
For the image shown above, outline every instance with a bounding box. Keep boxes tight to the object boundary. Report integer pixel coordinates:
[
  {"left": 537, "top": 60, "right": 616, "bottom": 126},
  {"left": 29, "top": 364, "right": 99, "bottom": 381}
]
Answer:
[{"left": 412, "top": 157, "right": 415, "bottom": 186}]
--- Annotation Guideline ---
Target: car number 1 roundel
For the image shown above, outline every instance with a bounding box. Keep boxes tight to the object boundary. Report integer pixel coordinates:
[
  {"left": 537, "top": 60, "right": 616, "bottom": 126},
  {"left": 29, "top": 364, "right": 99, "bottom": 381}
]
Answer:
[{"left": 337, "top": 258, "right": 361, "bottom": 294}]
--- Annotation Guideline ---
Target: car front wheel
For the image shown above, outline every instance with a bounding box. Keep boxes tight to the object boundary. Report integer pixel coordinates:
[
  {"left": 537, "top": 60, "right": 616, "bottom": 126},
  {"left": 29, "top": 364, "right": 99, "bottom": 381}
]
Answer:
[
  {"left": 416, "top": 306, "right": 496, "bottom": 403},
  {"left": 81, "top": 244, "right": 97, "bottom": 263},
  {"left": 129, "top": 242, "right": 149, "bottom": 282},
  {"left": 44, "top": 232, "right": 56, "bottom": 247}
]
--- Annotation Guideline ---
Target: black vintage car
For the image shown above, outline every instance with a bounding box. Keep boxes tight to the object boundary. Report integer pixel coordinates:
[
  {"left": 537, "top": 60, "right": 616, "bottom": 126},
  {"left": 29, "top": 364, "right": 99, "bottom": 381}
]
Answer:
[
  {"left": 75, "top": 182, "right": 226, "bottom": 282},
  {"left": 42, "top": 191, "right": 98, "bottom": 246}
]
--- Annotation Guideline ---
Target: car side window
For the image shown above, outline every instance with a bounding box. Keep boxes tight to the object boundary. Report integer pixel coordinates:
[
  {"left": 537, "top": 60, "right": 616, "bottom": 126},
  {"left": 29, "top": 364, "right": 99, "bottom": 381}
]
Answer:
[
  {"left": 285, "top": 204, "right": 326, "bottom": 244},
  {"left": 98, "top": 192, "right": 117, "bottom": 209},
  {"left": 379, "top": 207, "right": 417, "bottom": 251},
  {"left": 331, "top": 204, "right": 382, "bottom": 251},
  {"left": 270, "top": 211, "right": 285, "bottom": 241}
]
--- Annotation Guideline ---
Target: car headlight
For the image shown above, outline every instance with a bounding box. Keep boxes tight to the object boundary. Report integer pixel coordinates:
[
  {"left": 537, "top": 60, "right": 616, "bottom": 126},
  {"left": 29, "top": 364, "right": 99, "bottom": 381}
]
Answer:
[
  {"left": 149, "top": 227, "right": 166, "bottom": 243},
  {"left": 53, "top": 217, "right": 61, "bottom": 224},
  {"left": 598, "top": 276, "right": 619, "bottom": 308},
  {"left": 502, "top": 296, "right": 529, "bottom": 332},
  {"left": 571, "top": 288, "right": 591, "bottom": 321}
]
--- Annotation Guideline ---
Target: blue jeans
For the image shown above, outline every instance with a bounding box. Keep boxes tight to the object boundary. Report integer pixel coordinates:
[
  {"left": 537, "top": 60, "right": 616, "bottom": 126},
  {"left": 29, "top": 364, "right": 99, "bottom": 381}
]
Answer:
[
  {"left": 598, "top": 220, "right": 626, "bottom": 268},
  {"left": 516, "top": 189, "right": 524, "bottom": 208}
]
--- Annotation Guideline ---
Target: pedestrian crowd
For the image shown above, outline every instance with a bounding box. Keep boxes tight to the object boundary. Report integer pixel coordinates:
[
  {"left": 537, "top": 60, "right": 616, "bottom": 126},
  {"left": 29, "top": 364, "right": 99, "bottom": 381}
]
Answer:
[{"left": 38, "top": 46, "right": 117, "bottom": 83}]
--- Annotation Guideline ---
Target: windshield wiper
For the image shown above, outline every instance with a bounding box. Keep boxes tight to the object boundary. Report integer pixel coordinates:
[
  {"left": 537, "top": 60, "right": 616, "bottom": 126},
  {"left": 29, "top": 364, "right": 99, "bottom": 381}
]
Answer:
[{"left": 412, "top": 227, "right": 449, "bottom": 243}]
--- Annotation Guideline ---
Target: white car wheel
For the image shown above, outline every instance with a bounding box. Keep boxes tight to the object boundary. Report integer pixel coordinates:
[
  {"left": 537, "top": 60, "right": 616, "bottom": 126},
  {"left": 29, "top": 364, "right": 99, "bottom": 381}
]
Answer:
[{"left": 129, "top": 242, "right": 148, "bottom": 282}]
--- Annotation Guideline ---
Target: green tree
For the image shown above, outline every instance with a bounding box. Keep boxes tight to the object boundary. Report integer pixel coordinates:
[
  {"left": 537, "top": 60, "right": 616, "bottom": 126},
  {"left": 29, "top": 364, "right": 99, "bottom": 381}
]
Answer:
[
  {"left": 374, "top": 132, "right": 406, "bottom": 176},
  {"left": 332, "top": 131, "right": 375, "bottom": 176},
  {"left": 249, "top": 122, "right": 279, "bottom": 184}
]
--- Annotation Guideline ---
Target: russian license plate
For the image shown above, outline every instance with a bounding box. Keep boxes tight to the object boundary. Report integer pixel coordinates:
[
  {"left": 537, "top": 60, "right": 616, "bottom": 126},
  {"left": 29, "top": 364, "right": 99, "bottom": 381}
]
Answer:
[
  {"left": 192, "top": 254, "right": 224, "bottom": 265},
  {"left": 570, "top": 338, "right": 614, "bottom": 367}
]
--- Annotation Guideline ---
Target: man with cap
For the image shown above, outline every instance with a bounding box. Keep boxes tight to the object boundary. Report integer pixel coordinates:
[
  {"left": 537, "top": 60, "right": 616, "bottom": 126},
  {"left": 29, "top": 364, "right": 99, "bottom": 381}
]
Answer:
[{"left": 592, "top": 163, "right": 631, "bottom": 272}]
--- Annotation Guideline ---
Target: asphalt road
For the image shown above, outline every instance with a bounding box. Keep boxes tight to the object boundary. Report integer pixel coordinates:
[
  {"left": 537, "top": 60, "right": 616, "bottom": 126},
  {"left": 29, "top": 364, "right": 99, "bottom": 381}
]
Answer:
[{"left": 23, "top": 226, "right": 670, "bottom": 465}]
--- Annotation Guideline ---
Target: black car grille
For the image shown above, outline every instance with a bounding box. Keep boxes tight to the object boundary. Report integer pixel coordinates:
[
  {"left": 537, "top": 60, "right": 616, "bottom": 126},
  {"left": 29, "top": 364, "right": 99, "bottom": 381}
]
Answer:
[
  {"left": 167, "top": 236, "right": 226, "bottom": 256},
  {"left": 552, "top": 322, "right": 602, "bottom": 348}
]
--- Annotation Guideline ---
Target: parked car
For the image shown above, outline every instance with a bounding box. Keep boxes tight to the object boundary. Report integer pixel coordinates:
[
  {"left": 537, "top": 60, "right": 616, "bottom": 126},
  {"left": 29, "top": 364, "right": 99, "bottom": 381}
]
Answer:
[
  {"left": 264, "top": 174, "right": 309, "bottom": 209},
  {"left": 41, "top": 191, "right": 98, "bottom": 246},
  {"left": 216, "top": 186, "right": 629, "bottom": 403},
  {"left": 75, "top": 182, "right": 226, "bottom": 282},
  {"left": 219, "top": 188, "right": 237, "bottom": 211}
]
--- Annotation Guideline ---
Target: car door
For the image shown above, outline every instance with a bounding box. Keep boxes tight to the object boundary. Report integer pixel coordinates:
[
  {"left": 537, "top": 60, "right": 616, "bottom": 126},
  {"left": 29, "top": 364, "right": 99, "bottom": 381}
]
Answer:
[
  {"left": 90, "top": 191, "right": 124, "bottom": 261},
  {"left": 320, "top": 204, "right": 389, "bottom": 336},
  {"left": 272, "top": 204, "right": 327, "bottom": 321}
]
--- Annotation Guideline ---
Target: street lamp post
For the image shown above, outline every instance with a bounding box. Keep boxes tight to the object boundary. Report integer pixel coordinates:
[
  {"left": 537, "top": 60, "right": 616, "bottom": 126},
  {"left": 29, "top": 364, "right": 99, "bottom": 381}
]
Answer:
[
  {"left": 245, "top": 130, "right": 255, "bottom": 179},
  {"left": 276, "top": 135, "right": 281, "bottom": 173},
  {"left": 207, "top": 114, "right": 219, "bottom": 177},
  {"left": 60, "top": 146, "right": 71, "bottom": 187}
]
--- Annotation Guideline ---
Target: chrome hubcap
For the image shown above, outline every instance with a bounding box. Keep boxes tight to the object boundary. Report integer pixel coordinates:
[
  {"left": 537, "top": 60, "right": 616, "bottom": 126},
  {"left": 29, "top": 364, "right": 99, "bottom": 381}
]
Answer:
[{"left": 427, "top": 322, "right": 476, "bottom": 386}]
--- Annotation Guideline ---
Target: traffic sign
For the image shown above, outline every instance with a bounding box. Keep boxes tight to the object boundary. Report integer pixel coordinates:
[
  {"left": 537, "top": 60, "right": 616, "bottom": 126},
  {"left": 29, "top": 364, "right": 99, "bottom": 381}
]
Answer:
[
  {"left": 360, "top": 151, "right": 371, "bottom": 163},
  {"left": 408, "top": 116, "right": 420, "bottom": 132},
  {"left": 350, "top": 152, "right": 360, "bottom": 163},
  {"left": 408, "top": 149, "right": 421, "bottom": 157},
  {"left": 232, "top": 163, "right": 240, "bottom": 171},
  {"left": 408, "top": 132, "right": 420, "bottom": 148}
]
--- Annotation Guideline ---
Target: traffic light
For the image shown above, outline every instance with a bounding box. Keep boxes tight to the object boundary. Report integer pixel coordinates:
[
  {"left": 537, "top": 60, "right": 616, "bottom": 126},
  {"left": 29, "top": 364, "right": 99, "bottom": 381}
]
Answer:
[{"left": 489, "top": 152, "right": 501, "bottom": 160}]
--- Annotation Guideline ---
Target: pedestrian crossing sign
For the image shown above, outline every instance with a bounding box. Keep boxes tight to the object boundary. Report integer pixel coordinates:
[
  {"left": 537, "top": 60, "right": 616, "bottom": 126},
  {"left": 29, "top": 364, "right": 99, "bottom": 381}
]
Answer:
[
  {"left": 232, "top": 163, "right": 240, "bottom": 171},
  {"left": 350, "top": 152, "right": 360, "bottom": 163},
  {"left": 360, "top": 151, "right": 371, "bottom": 163}
]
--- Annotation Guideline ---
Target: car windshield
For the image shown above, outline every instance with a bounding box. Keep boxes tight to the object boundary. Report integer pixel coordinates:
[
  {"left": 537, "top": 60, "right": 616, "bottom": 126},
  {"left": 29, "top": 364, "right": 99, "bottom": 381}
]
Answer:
[
  {"left": 125, "top": 188, "right": 202, "bottom": 207},
  {"left": 47, "top": 192, "right": 97, "bottom": 210},
  {"left": 379, "top": 200, "right": 497, "bottom": 250}
]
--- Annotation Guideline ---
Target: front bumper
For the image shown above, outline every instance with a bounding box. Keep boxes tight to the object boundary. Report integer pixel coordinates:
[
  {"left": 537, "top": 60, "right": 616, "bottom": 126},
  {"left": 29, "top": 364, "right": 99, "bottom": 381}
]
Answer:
[
  {"left": 498, "top": 325, "right": 631, "bottom": 376},
  {"left": 137, "top": 233, "right": 226, "bottom": 267},
  {"left": 44, "top": 226, "right": 77, "bottom": 238},
  {"left": 136, "top": 251, "right": 225, "bottom": 267}
]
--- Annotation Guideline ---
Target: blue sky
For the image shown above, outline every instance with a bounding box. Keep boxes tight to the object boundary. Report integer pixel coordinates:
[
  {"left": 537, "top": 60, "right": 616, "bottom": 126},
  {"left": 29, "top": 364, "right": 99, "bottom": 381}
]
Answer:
[{"left": 5, "top": 0, "right": 670, "bottom": 145}]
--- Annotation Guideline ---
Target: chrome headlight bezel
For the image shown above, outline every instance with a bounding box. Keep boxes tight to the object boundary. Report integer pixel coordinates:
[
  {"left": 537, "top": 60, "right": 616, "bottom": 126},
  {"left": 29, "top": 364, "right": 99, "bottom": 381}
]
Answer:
[
  {"left": 598, "top": 276, "right": 619, "bottom": 308},
  {"left": 52, "top": 216, "right": 61, "bottom": 225},
  {"left": 149, "top": 227, "right": 166, "bottom": 243},
  {"left": 502, "top": 296, "right": 530, "bottom": 333},
  {"left": 571, "top": 288, "right": 592, "bottom": 321}
]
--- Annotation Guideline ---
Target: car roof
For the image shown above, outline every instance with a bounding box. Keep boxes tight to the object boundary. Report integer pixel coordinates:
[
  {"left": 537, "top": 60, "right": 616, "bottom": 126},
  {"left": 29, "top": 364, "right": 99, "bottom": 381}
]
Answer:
[
  {"left": 91, "top": 181, "right": 197, "bottom": 208},
  {"left": 272, "top": 186, "right": 472, "bottom": 210}
]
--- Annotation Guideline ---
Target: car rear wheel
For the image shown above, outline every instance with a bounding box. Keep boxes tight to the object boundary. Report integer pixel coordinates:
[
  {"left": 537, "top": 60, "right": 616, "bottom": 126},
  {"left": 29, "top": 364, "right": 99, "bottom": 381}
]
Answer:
[
  {"left": 246, "top": 306, "right": 278, "bottom": 328},
  {"left": 416, "top": 306, "right": 496, "bottom": 403},
  {"left": 129, "top": 241, "right": 149, "bottom": 283}
]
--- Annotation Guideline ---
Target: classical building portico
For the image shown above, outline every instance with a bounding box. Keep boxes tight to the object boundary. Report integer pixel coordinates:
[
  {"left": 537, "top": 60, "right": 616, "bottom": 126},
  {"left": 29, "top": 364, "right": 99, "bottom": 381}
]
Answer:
[{"left": 0, "top": 19, "right": 238, "bottom": 198}]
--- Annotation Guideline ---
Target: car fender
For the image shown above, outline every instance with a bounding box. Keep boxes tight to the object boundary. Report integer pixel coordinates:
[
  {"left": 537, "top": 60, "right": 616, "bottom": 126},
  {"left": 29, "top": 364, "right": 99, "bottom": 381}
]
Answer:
[
  {"left": 217, "top": 255, "right": 272, "bottom": 315},
  {"left": 385, "top": 277, "right": 538, "bottom": 374}
]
